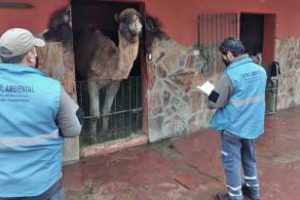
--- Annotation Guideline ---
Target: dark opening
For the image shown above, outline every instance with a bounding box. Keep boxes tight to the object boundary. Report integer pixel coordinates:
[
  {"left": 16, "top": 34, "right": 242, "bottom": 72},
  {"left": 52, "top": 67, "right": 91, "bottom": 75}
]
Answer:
[
  {"left": 71, "top": 0, "right": 141, "bottom": 80},
  {"left": 240, "top": 14, "right": 264, "bottom": 57},
  {"left": 71, "top": 0, "right": 144, "bottom": 146}
]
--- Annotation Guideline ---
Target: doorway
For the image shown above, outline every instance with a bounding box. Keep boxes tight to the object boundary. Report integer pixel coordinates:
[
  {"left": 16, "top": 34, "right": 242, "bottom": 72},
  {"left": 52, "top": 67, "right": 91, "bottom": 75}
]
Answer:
[
  {"left": 240, "top": 13, "right": 276, "bottom": 66},
  {"left": 71, "top": 0, "right": 146, "bottom": 147},
  {"left": 240, "top": 13, "right": 277, "bottom": 114}
]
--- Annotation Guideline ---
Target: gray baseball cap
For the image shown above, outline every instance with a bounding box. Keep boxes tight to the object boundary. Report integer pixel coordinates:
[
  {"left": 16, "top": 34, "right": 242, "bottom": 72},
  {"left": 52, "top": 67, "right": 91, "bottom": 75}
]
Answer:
[{"left": 0, "top": 28, "right": 45, "bottom": 58}]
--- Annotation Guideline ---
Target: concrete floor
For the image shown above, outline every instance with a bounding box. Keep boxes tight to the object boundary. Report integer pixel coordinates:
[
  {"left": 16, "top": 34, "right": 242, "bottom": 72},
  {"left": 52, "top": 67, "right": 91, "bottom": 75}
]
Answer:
[{"left": 63, "top": 106, "right": 300, "bottom": 200}]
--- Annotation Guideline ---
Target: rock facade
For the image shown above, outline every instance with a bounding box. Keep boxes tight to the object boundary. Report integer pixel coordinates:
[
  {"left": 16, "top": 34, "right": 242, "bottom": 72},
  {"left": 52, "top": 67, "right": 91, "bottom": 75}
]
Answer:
[
  {"left": 275, "top": 37, "right": 300, "bottom": 110},
  {"left": 147, "top": 38, "right": 222, "bottom": 142}
]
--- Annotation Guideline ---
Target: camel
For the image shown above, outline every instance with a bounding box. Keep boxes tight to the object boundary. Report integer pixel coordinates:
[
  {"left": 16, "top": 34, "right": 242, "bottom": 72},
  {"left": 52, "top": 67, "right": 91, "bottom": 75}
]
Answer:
[
  {"left": 38, "top": 7, "right": 164, "bottom": 142},
  {"left": 37, "top": 6, "right": 75, "bottom": 98},
  {"left": 75, "top": 8, "right": 143, "bottom": 135}
]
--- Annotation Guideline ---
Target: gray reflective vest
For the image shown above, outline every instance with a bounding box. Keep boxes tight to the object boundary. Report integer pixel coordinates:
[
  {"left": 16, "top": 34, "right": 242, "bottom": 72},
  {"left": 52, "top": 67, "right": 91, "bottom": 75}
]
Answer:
[
  {"left": 211, "top": 57, "right": 267, "bottom": 139},
  {"left": 0, "top": 64, "right": 63, "bottom": 197}
]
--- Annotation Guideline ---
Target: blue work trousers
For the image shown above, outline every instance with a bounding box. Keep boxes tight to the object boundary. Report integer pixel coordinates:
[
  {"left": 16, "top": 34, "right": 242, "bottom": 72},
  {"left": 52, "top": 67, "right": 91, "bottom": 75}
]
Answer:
[{"left": 220, "top": 131, "right": 260, "bottom": 200}]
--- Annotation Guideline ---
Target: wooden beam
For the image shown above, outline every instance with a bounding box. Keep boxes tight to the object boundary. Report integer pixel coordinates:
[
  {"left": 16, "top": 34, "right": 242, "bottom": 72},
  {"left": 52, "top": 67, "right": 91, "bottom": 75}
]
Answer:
[{"left": 80, "top": 135, "right": 148, "bottom": 158}]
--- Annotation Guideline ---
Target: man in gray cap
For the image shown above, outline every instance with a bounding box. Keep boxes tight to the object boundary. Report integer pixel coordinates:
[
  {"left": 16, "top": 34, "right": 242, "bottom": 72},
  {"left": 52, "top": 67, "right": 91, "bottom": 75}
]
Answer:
[
  {"left": 205, "top": 37, "right": 266, "bottom": 200},
  {"left": 0, "top": 28, "right": 45, "bottom": 65},
  {"left": 0, "top": 28, "right": 83, "bottom": 200}
]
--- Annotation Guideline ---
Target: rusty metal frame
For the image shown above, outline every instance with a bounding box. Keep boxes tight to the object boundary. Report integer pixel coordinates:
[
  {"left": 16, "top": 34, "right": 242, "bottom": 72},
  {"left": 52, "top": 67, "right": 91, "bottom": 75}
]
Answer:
[
  {"left": 0, "top": 2, "right": 34, "bottom": 8},
  {"left": 77, "top": 76, "right": 143, "bottom": 146}
]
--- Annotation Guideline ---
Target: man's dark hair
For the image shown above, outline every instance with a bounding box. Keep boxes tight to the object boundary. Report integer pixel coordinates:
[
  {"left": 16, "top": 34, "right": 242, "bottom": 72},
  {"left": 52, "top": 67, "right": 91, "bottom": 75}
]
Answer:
[
  {"left": 0, "top": 54, "right": 26, "bottom": 64},
  {"left": 218, "top": 37, "right": 246, "bottom": 57}
]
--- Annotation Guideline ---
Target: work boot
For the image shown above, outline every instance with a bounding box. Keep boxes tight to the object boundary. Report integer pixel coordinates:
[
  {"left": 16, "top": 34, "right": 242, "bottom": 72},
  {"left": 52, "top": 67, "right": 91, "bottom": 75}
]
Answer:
[
  {"left": 242, "top": 185, "right": 259, "bottom": 200},
  {"left": 215, "top": 193, "right": 230, "bottom": 200}
]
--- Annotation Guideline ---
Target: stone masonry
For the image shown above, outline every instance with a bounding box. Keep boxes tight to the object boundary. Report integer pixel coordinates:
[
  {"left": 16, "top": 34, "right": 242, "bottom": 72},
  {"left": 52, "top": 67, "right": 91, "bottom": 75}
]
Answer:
[
  {"left": 275, "top": 37, "right": 300, "bottom": 110},
  {"left": 147, "top": 38, "right": 223, "bottom": 142}
]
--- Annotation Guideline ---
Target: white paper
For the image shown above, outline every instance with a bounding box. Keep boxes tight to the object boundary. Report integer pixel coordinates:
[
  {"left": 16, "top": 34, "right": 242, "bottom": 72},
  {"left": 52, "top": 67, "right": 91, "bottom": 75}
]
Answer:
[{"left": 197, "top": 81, "right": 215, "bottom": 95}]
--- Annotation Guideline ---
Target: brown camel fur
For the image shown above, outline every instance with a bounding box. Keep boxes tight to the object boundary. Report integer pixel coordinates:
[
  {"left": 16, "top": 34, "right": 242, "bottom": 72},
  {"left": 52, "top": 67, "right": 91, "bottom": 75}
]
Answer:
[
  {"left": 37, "top": 6, "right": 75, "bottom": 96},
  {"left": 37, "top": 7, "right": 165, "bottom": 142},
  {"left": 76, "top": 8, "right": 142, "bottom": 134}
]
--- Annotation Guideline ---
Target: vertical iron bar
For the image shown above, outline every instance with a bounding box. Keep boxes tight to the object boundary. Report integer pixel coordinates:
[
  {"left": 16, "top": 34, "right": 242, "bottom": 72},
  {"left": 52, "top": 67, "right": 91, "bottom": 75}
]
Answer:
[
  {"left": 230, "top": 14, "right": 233, "bottom": 37},
  {"left": 135, "top": 77, "right": 138, "bottom": 132},
  {"left": 198, "top": 15, "right": 200, "bottom": 55},
  {"left": 122, "top": 80, "right": 125, "bottom": 138},
  {"left": 200, "top": 14, "right": 204, "bottom": 74},
  {"left": 232, "top": 14, "right": 235, "bottom": 37},
  {"left": 129, "top": 77, "right": 132, "bottom": 133},
  {"left": 226, "top": 14, "right": 229, "bottom": 38},
  {"left": 216, "top": 14, "right": 219, "bottom": 70},
  {"left": 220, "top": 14, "right": 223, "bottom": 69},
  {"left": 215, "top": 15, "right": 218, "bottom": 71},
  {"left": 113, "top": 85, "right": 117, "bottom": 140},
  {"left": 232, "top": 14, "right": 234, "bottom": 37},
  {"left": 229, "top": 14, "right": 231, "bottom": 36},
  {"left": 206, "top": 14, "right": 209, "bottom": 75},
  {"left": 234, "top": 14, "right": 237, "bottom": 37},
  {"left": 120, "top": 82, "right": 124, "bottom": 139},
  {"left": 223, "top": 14, "right": 226, "bottom": 42},
  {"left": 212, "top": 14, "right": 215, "bottom": 74},
  {"left": 211, "top": 14, "right": 214, "bottom": 75},
  {"left": 236, "top": 14, "right": 238, "bottom": 37}
]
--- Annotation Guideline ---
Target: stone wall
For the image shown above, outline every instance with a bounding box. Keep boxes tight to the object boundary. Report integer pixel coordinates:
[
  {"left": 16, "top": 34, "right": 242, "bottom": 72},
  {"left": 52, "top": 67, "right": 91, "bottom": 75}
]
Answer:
[
  {"left": 275, "top": 37, "right": 300, "bottom": 110},
  {"left": 147, "top": 38, "right": 222, "bottom": 142}
]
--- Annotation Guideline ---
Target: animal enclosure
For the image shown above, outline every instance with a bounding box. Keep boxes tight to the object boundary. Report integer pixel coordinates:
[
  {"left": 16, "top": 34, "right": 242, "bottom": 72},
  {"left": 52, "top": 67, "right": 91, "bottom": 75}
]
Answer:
[{"left": 71, "top": 1, "right": 144, "bottom": 146}]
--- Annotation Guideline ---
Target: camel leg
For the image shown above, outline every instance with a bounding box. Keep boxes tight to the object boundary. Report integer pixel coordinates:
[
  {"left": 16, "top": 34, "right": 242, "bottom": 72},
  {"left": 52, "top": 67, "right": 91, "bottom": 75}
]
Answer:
[
  {"left": 88, "top": 81, "right": 100, "bottom": 143},
  {"left": 102, "top": 81, "right": 121, "bottom": 131}
]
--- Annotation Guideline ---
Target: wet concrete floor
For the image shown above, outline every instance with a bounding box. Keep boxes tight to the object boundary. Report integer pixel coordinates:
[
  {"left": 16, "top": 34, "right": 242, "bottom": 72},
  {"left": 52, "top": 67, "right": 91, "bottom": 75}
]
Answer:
[{"left": 63, "top": 106, "right": 300, "bottom": 200}]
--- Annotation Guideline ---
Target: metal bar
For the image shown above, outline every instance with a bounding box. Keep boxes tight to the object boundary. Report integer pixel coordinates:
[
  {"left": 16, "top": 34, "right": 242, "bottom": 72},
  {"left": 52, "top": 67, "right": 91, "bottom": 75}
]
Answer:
[
  {"left": 214, "top": 14, "right": 218, "bottom": 72},
  {"left": 78, "top": 76, "right": 143, "bottom": 145},
  {"left": 198, "top": 15, "right": 200, "bottom": 54},
  {"left": 206, "top": 14, "right": 209, "bottom": 74},
  {"left": 226, "top": 14, "right": 229, "bottom": 38},
  {"left": 113, "top": 84, "right": 117, "bottom": 140},
  {"left": 200, "top": 15, "right": 203, "bottom": 71},
  {"left": 0, "top": 2, "right": 33, "bottom": 8},
  {"left": 220, "top": 14, "right": 223, "bottom": 69},
  {"left": 236, "top": 14, "right": 239, "bottom": 37},
  {"left": 84, "top": 108, "right": 143, "bottom": 119},
  {"left": 129, "top": 77, "right": 132, "bottom": 133},
  {"left": 226, "top": 14, "right": 230, "bottom": 37},
  {"left": 211, "top": 14, "right": 214, "bottom": 73},
  {"left": 135, "top": 77, "right": 138, "bottom": 131},
  {"left": 216, "top": 14, "right": 219, "bottom": 70},
  {"left": 230, "top": 14, "right": 233, "bottom": 36},
  {"left": 121, "top": 81, "right": 125, "bottom": 138},
  {"left": 232, "top": 14, "right": 235, "bottom": 37},
  {"left": 79, "top": 82, "right": 83, "bottom": 111},
  {"left": 210, "top": 14, "right": 213, "bottom": 74}
]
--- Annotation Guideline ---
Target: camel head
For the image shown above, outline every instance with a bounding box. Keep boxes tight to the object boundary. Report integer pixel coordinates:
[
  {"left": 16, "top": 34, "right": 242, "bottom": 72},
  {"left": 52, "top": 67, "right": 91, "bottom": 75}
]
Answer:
[{"left": 116, "top": 8, "right": 142, "bottom": 43}]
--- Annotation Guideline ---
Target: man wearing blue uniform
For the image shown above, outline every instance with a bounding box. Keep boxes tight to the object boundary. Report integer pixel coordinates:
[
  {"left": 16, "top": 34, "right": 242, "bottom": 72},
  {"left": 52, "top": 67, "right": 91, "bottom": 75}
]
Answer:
[
  {"left": 0, "top": 28, "right": 83, "bottom": 199},
  {"left": 206, "top": 37, "right": 267, "bottom": 200}
]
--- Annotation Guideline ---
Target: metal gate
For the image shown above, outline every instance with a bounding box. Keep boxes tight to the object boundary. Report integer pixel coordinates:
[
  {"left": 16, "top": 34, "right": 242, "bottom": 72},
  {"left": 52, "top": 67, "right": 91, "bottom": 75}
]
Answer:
[
  {"left": 77, "top": 76, "right": 143, "bottom": 147},
  {"left": 198, "top": 13, "right": 238, "bottom": 75}
]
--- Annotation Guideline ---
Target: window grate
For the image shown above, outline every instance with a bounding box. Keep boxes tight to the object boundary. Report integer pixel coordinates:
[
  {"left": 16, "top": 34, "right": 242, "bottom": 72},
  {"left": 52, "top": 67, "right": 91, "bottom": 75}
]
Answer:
[
  {"left": 76, "top": 76, "right": 143, "bottom": 146},
  {"left": 198, "top": 13, "right": 238, "bottom": 75}
]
